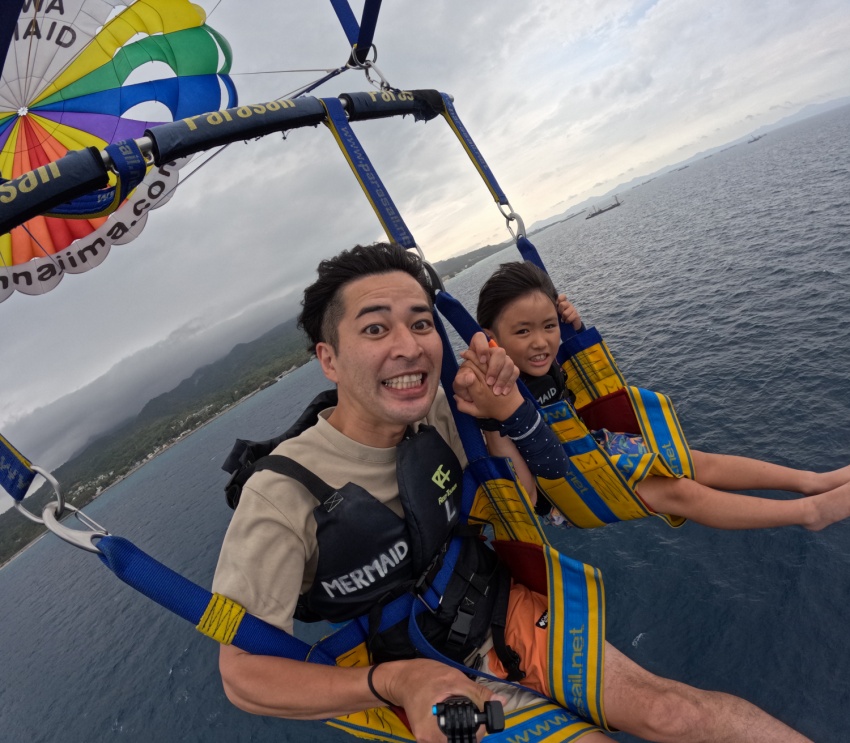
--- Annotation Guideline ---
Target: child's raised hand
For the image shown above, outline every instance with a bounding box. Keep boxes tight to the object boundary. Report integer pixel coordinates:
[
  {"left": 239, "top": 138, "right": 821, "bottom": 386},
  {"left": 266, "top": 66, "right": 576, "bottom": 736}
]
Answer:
[
  {"left": 557, "top": 294, "right": 583, "bottom": 331},
  {"left": 459, "top": 331, "right": 519, "bottom": 396},
  {"left": 453, "top": 357, "right": 523, "bottom": 421}
]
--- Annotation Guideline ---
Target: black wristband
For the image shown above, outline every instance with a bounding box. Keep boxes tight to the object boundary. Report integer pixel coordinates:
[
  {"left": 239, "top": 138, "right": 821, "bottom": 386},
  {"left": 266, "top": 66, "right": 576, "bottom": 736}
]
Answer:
[
  {"left": 476, "top": 417, "right": 502, "bottom": 431},
  {"left": 367, "top": 663, "right": 393, "bottom": 707}
]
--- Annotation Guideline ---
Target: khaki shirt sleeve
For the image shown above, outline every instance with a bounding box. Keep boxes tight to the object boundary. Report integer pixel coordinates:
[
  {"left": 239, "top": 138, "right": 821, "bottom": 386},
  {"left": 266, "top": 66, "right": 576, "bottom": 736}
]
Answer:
[{"left": 212, "top": 473, "right": 316, "bottom": 635}]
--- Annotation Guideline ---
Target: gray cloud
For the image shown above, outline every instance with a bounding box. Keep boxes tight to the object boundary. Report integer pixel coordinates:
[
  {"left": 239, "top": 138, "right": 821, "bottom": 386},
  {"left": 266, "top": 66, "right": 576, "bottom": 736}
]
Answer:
[{"left": 2, "top": 0, "right": 850, "bottom": 480}]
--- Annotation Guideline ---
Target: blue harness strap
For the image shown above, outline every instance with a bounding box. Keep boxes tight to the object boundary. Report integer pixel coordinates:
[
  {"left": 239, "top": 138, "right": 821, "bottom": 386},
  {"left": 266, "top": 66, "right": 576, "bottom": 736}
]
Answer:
[
  {"left": 322, "top": 96, "right": 417, "bottom": 248},
  {"left": 436, "top": 92, "right": 508, "bottom": 206},
  {"left": 328, "top": 0, "right": 383, "bottom": 64},
  {"left": 95, "top": 535, "right": 338, "bottom": 663},
  {"left": 0, "top": 433, "right": 36, "bottom": 502}
]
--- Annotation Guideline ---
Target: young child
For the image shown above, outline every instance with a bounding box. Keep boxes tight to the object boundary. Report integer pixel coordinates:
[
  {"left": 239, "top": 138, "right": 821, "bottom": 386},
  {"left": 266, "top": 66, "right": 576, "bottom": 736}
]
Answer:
[{"left": 476, "top": 260, "right": 850, "bottom": 532}]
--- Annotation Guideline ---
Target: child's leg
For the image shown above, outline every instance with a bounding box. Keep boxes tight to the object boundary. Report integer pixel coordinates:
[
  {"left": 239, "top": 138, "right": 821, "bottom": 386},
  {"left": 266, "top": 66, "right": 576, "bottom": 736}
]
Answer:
[
  {"left": 691, "top": 450, "right": 850, "bottom": 495},
  {"left": 636, "top": 475, "right": 850, "bottom": 531}
]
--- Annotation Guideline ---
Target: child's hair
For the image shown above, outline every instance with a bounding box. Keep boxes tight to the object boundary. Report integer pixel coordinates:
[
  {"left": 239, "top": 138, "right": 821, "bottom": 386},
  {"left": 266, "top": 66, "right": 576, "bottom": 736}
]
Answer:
[{"left": 477, "top": 261, "right": 558, "bottom": 330}]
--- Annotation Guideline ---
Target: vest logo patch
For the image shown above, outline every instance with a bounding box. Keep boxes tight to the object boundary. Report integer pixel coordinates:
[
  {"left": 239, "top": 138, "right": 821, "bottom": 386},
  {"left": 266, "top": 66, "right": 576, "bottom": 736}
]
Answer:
[
  {"left": 536, "top": 610, "right": 549, "bottom": 629},
  {"left": 324, "top": 492, "right": 344, "bottom": 512},
  {"left": 320, "top": 540, "right": 409, "bottom": 598},
  {"left": 432, "top": 465, "right": 458, "bottom": 522},
  {"left": 432, "top": 464, "right": 451, "bottom": 489}
]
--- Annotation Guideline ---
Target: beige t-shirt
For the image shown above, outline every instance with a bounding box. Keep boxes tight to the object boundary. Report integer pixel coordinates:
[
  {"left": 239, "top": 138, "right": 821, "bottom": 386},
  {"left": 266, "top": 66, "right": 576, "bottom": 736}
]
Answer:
[{"left": 212, "top": 387, "right": 467, "bottom": 634}]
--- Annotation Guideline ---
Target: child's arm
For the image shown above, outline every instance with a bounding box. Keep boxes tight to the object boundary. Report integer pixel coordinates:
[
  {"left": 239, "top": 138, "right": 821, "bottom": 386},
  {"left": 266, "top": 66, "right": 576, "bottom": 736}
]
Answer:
[{"left": 482, "top": 430, "right": 537, "bottom": 503}]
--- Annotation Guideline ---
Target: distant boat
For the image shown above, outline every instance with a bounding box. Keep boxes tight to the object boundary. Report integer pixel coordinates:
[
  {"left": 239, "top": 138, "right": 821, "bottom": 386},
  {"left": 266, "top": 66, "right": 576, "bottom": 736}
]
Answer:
[
  {"left": 748, "top": 134, "right": 765, "bottom": 144},
  {"left": 586, "top": 195, "right": 621, "bottom": 219}
]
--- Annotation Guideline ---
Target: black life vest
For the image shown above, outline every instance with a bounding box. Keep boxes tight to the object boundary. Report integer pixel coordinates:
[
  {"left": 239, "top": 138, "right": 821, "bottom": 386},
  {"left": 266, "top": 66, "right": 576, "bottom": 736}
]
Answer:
[
  {"left": 521, "top": 362, "right": 570, "bottom": 407},
  {"left": 267, "top": 424, "right": 464, "bottom": 623},
  {"left": 221, "top": 391, "right": 523, "bottom": 676}
]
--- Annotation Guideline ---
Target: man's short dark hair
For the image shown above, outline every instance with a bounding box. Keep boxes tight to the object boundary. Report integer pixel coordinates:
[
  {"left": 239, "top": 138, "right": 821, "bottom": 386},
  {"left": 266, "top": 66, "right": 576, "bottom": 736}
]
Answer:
[
  {"left": 477, "top": 260, "right": 558, "bottom": 330},
  {"left": 299, "top": 242, "right": 434, "bottom": 353}
]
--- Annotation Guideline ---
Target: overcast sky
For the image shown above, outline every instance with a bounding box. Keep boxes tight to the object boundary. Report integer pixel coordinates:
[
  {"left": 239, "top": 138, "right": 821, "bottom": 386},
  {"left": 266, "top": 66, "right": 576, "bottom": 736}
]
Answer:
[{"left": 2, "top": 0, "right": 850, "bottom": 483}]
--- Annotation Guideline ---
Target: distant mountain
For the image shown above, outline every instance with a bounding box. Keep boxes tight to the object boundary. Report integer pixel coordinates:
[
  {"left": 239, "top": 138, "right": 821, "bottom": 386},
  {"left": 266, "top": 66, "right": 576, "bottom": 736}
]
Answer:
[
  {"left": 0, "top": 318, "right": 311, "bottom": 565},
  {"left": 433, "top": 243, "right": 512, "bottom": 280}
]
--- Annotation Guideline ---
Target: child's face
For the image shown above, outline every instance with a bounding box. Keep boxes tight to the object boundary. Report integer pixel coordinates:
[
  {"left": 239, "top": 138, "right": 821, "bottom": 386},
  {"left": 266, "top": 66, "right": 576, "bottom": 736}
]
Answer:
[{"left": 488, "top": 291, "right": 560, "bottom": 377}]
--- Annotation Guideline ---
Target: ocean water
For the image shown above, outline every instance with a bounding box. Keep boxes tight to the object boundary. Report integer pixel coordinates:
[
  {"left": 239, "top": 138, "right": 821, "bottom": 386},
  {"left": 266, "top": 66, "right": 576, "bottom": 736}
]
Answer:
[{"left": 2, "top": 105, "right": 849, "bottom": 742}]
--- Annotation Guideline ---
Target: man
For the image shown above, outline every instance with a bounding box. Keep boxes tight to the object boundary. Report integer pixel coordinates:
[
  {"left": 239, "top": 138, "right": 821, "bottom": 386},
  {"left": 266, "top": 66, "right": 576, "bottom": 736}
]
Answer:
[{"left": 213, "top": 243, "right": 809, "bottom": 742}]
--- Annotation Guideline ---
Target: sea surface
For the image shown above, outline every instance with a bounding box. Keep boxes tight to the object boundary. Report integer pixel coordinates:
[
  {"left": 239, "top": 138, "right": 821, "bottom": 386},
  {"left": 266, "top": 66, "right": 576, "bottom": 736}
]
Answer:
[{"left": 2, "top": 105, "right": 849, "bottom": 742}]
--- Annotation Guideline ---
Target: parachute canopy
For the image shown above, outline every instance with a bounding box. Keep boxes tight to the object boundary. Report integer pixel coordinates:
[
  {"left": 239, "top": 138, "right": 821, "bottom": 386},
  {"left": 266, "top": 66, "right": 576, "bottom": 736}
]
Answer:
[{"left": 0, "top": 0, "right": 236, "bottom": 302}]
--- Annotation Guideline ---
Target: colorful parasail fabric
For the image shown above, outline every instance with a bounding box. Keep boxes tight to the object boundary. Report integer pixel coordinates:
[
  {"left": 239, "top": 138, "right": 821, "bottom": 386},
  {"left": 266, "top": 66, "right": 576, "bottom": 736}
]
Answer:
[{"left": 0, "top": 0, "right": 237, "bottom": 302}]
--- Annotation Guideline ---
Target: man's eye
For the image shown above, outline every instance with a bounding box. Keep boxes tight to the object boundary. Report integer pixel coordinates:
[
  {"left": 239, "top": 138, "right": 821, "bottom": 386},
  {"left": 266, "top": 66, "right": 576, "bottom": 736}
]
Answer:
[
  {"left": 364, "top": 324, "right": 384, "bottom": 336},
  {"left": 412, "top": 319, "right": 433, "bottom": 331}
]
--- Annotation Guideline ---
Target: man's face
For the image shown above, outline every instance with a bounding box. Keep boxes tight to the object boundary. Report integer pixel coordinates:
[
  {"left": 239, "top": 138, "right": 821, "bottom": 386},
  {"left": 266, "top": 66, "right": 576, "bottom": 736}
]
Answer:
[{"left": 316, "top": 271, "right": 443, "bottom": 446}]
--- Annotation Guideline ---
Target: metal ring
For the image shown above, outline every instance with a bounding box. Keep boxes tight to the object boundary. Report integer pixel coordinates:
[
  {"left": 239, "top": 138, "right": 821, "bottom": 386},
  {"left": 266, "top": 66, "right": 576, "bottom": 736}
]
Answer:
[
  {"left": 32, "top": 465, "right": 65, "bottom": 514},
  {"left": 41, "top": 502, "right": 108, "bottom": 554},
  {"left": 349, "top": 43, "right": 378, "bottom": 66},
  {"left": 13, "top": 500, "right": 44, "bottom": 524},
  {"left": 11, "top": 464, "right": 65, "bottom": 524}
]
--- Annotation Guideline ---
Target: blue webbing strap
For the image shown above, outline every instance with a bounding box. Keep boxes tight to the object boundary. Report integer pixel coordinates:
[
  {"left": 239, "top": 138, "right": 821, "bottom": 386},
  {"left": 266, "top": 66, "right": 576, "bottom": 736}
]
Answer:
[
  {"left": 437, "top": 93, "right": 508, "bottom": 206},
  {"left": 433, "top": 307, "right": 489, "bottom": 463},
  {"left": 328, "top": 0, "right": 360, "bottom": 46},
  {"left": 46, "top": 139, "right": 147, "bottom": 219},
  {"left": 96, "top": 535, "right": 337, "bottom": 664},
  {"left": 328, "top": 0, "right": 383, "bottom": 64},
  {"left": 322, "top": 97, "right": 417, "bottom": 248},
  {"left": 354, "top": 0, "right": 382, "bottom": 63},
  {"left": 0, "top": 432, "right": 36, "bottom": 502}
]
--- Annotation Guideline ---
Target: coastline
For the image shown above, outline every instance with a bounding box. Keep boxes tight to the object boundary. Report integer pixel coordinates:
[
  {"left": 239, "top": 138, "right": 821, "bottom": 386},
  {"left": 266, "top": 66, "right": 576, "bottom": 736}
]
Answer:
[{"left": 0, "top": 367, "right": 301, "bottom": 571}]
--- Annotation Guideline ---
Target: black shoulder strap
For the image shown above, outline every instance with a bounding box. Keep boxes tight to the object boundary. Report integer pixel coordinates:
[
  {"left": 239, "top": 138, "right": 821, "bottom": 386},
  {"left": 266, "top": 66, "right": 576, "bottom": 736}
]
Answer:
[
  {"left": 222, "top": 388, "right": 338, "bottom": 509},
  {"left": 249, "top": 454, "right": 338, "bottom": 504}
]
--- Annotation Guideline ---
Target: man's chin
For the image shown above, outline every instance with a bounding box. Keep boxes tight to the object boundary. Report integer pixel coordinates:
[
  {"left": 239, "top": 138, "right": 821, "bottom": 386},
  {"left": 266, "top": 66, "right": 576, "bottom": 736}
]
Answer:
[{"left": 382, "top": 386, "right": 436, "bottom": 423}]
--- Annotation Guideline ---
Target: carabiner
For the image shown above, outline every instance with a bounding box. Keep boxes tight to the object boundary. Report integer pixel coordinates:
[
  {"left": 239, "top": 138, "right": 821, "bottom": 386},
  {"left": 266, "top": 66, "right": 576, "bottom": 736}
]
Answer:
[
  {"left": 506, "top": 212, "right": 527, "bottom": 241},
  {"left": 42, "top": 502, "right": 108, "bottom": 554},
  {"left": 361, "top": 60, "right": 393, "bottom": 92}
]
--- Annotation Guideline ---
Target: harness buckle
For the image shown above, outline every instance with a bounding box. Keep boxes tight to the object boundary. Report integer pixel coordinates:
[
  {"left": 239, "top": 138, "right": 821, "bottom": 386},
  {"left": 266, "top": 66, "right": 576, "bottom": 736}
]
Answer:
[
  {"left": 446, "top": 605, "right": 475, "bottom": 649},
  {"left": 413, "top": 548, "right": 446, "bottom": 614}
]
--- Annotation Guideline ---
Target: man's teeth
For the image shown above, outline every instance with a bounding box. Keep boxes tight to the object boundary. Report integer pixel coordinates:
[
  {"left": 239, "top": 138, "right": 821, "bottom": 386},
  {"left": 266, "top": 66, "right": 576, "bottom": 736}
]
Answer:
[{"left": 383, "top": 374, "right": 423, "bottom": 389}]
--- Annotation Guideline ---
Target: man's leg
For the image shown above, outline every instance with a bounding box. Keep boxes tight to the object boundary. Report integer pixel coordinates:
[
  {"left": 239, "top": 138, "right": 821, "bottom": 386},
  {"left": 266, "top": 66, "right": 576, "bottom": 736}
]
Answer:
[
  {"left": 691, "top": 450, "right": 850, "bottom": 495},
  {"left": 637, "top": 469, "right": 850, "bottom": 530},
  {"left": 603, "top": 643, "right": 810, "bottom": 743}
]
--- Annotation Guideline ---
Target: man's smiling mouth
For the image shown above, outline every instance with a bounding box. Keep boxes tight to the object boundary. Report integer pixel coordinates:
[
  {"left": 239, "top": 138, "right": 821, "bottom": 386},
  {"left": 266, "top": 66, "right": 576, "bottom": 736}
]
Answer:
[{"left": 382, "top": 373, "right": 424, "bottom": 389}]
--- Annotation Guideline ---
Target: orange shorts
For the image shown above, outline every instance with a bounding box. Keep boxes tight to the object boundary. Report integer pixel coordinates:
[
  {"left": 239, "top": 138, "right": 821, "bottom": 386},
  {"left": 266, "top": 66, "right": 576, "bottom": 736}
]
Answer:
[{"left": 485, "top": 582, "right": 551, "bottom": 697}]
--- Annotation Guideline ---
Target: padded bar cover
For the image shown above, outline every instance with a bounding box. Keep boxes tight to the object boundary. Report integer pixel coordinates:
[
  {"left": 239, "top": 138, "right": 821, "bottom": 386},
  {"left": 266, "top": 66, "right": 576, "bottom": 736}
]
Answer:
[
  {"left": 146, "top": 96, "right": 327, "bottom": 164},
  {"left": 0, "top": 148, "right": 108, "bottom": 236},
  {"left": 341, "top": 89, "right": 443, "bottom": 122}
]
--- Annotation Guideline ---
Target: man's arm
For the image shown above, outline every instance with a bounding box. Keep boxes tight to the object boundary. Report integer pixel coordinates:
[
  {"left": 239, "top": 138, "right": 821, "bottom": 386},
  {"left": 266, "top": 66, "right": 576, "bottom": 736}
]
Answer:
[
  {"left": 452, "top": 353, "right": 569, "bottom": 487},
  {"left": 219, "top": 645, "right": 499, "bottom": 741}
]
